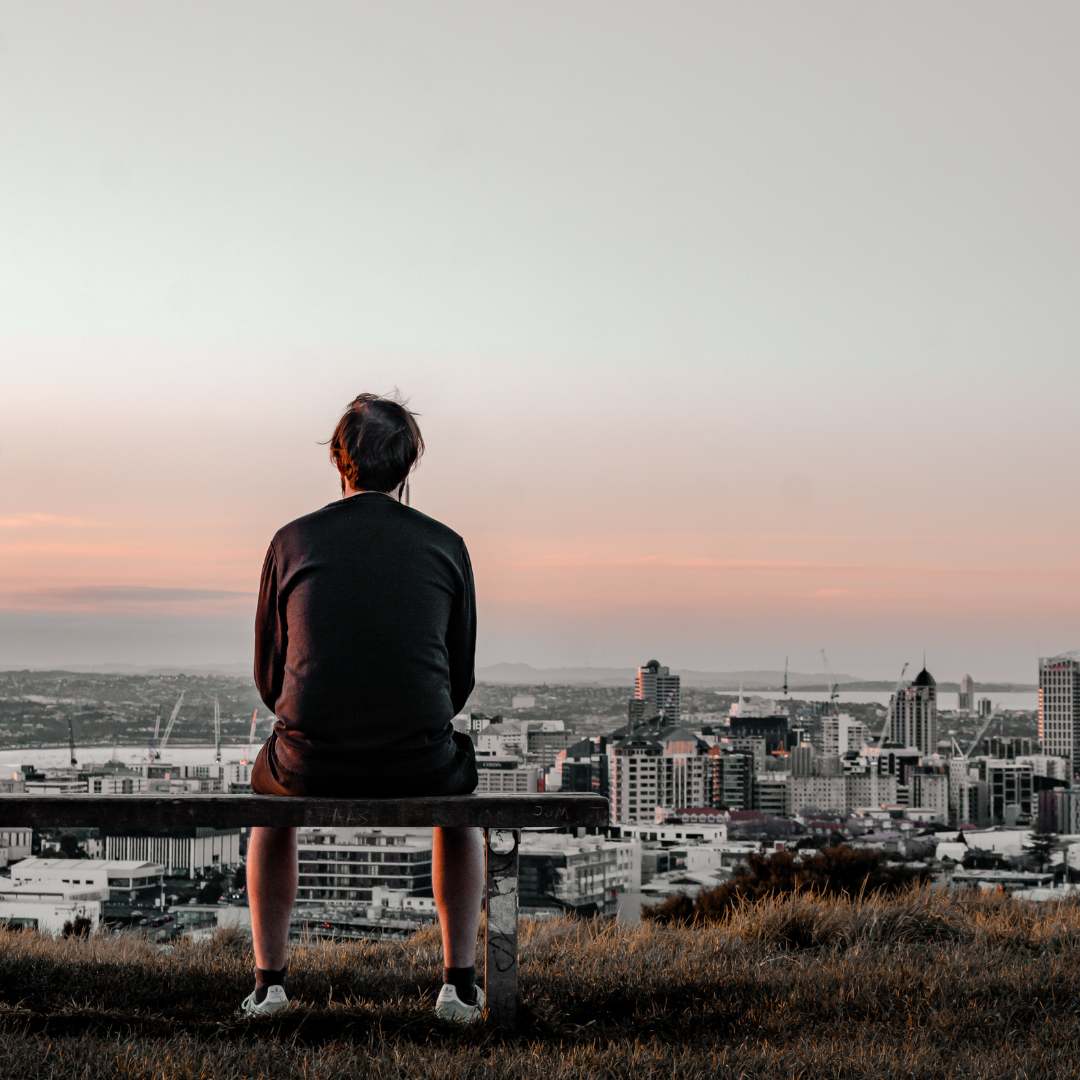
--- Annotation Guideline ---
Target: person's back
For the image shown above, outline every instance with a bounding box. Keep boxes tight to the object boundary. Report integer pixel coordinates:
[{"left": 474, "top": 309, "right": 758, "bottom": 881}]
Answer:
[
  {"left": 243, "top": 393, "right": 486, "bottom": 1022},
  {"left": 256, "top": 493, "right": 475, "bottom": 787}
]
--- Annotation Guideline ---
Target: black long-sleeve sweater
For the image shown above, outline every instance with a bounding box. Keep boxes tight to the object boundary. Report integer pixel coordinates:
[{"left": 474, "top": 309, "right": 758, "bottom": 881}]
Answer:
[{"left": 254, "top": 493, "right": 476, "bottom": 780}]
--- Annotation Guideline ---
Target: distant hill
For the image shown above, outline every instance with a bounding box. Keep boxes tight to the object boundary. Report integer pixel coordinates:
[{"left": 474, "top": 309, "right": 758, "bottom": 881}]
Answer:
[
  {"left": 475, "top": 663, "right": 863, "bottom": 689},
  {"left": 0, "top": 663, "right": 253, "bottom": 677}
]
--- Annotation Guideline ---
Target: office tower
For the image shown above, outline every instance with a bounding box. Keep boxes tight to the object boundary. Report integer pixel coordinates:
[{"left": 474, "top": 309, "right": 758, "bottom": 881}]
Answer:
[
  {"left": 1039, "top": 654, "right": 1080, "bottom": 768},
  {"left": 887, "top": 667, "right": 938, "bottom": 755},
  {"left": 630, "top": 660, "right": 681, "bottom": 727},
  {"left": 983, "top": 760, "right": 1033, "bottom": 826},
  {"left": 958, "top": 674, "right": 976, "bottom": 712}
]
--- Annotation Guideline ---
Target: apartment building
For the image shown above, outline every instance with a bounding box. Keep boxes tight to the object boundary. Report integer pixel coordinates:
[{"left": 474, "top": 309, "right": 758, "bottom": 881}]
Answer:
[
  {"left": 608, "top": 735, "right": 664, "bottom": 824},
  {"left": 295, "top": 828, "right": 433, "bottom": 906}
]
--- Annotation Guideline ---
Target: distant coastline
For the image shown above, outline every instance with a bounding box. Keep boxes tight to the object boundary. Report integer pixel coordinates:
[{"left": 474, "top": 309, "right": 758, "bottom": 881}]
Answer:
[
  {"left": 473, "top": 663, "right": 1037, "bottom": 693},
  {"left": 0, "top": 663, "right": 1038, "bottom": 694}
]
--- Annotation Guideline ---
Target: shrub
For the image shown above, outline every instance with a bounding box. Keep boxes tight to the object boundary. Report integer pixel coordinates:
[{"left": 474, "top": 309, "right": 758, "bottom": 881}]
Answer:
[{"left": 643, "top": 844, "right": 930, "bottom": 924}]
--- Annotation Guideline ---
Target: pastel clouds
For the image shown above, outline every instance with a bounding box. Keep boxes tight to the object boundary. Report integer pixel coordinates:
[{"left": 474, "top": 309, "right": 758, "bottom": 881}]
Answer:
[{"left": 0, "top": 585, "right": 253, "bottom": 615}]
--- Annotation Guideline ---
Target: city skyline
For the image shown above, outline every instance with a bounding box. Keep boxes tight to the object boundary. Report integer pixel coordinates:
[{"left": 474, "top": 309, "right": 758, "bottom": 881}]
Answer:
[{"left": 2, "top": 4, "right": 1078, "bottom": 681}]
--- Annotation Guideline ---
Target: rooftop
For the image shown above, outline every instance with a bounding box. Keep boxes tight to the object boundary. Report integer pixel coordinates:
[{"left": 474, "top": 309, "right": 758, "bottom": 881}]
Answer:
[{"left": 14, "top": 858, "right": 160, "bottom": 872}]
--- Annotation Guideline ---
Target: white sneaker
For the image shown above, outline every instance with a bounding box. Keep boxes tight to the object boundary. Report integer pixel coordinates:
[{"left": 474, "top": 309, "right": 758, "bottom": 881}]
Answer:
[
  {"left": 240, "top": 984, "right": 289, "bottom": 1016},
  {"left": 435, "top": 982, "right": 485, "bottom": 1021}
]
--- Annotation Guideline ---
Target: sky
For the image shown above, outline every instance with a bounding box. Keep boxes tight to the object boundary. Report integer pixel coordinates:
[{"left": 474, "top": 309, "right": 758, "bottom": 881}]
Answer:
[{"left": 1, "top": 2, "right": 1078, "bottom": 682}]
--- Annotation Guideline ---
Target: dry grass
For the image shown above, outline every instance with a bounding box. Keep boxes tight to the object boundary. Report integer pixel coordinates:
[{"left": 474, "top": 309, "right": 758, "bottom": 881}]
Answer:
[{"left": 1, "top": 888, "right": 1079, "bottom": 1078}]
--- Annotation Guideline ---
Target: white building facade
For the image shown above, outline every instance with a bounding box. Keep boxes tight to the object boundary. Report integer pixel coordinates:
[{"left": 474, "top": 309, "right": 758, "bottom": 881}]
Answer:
[
  {"left": 608, "top": 736, "right": 664, "bottom": 824},
  {"left": 1039, "top": 654, "right": 1080, "bottom": 769}
]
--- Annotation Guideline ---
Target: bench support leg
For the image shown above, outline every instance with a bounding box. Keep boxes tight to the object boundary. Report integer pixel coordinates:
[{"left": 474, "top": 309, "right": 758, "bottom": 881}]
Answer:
[{"left": 484, "top": 828, "right": 520, "bottom": 1028}]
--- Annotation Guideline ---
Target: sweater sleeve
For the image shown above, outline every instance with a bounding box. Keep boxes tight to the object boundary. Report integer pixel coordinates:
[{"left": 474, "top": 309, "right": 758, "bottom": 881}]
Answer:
[
  {"left": 446, "top": 538, "right": 477, "bottom": 716},
  {"left": 254, "top": 543, "right": 287, "bottom": 714}
]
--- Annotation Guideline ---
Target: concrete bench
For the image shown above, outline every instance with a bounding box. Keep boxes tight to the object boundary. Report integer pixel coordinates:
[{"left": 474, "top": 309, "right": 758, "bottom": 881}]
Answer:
[{"left": 0, "top": 792, "right": 609, "bottom": 1027}]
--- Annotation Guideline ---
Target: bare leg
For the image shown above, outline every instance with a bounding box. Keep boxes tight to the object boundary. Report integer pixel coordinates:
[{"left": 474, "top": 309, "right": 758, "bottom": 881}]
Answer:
[
  {"left": 432, "top": 826, "right": 485, "bottom": 968},
  {"left": 247, "top": 826, "right": 297, "bottom": 971}
]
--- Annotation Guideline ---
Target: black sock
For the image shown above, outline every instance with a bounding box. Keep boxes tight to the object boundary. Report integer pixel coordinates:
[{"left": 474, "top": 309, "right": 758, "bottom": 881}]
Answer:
[
  {"left": 443, "top": 965, "right": 477, "bottom": 1006},
  {"left": 254, "top": 966, "right": 286, "bottom": 1005}
]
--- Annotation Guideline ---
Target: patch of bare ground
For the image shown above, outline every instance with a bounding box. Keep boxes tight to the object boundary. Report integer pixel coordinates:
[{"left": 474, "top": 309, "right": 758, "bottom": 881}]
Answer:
[{"left": 0, "top": 889, "right": 1079, "bottom": 1078}]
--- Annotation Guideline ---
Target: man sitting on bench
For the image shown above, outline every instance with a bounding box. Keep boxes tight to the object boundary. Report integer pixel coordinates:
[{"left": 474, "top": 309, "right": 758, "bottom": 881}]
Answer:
[{"left": 244, "top": 392, "right": 484, "bottom": 1020}]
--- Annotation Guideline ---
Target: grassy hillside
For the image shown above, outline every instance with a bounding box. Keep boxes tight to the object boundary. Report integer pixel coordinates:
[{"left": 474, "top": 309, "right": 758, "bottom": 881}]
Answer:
[{"left": 1, "top": 889, "right": 1078, "bottom": 1078}]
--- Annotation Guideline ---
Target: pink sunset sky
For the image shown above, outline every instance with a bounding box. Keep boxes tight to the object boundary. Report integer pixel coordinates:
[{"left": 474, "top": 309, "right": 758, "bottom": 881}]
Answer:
[{"left": 1, "top": 3, "right": 1078, "bottom": 682}]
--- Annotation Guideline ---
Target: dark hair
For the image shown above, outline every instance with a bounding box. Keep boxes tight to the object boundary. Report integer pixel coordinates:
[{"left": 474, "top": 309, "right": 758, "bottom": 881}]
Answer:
[{"left": 328, "top": 393, "right": 424, "bottom": 495}]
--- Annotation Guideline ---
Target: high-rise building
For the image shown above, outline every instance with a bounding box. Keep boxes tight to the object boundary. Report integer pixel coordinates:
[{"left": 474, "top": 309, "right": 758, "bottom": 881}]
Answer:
[
  {"left": 1038, "top": 789, "right": 1080, "bottom": 834},
  {"left": 790, "top": 743, "right": 817, "bottom": 777},
  {"left": 822, "top": 715, "right": 866, "bottom": 756},
  {"left": 713, "top": 736, "right": 767, "bottom": 772},
  {"left": 958, "top": 674, "right": 976, "bottom": 712},
  {"left": 1038, "top": 654, "right": 1080, "bottom": 770},
  {"left": 887, "top": 667, "right": 938, "bottom": 756},
  {"left": 607, "top": 735, "right": 664, "bottom": 824},
  {"left": 559, "top": 737, "right": 609, "bottom": 799},
  {"left": 845, "top": 768, "right": 897, "bottom": 811},
  {"left": 984, "top": 760, "right": 1034, "bottom": 826},
  {"left": 910, "top": 768, "right": 950, "bottom": 819},
  {"left": 657, "top": 728, "right": 709, "bottom": 809},
  {"left": 709, "top": 749, "right": 754, "bottom": 810},
  {"left": 630, "top": 660, "right": 681, "bottom": 728}
]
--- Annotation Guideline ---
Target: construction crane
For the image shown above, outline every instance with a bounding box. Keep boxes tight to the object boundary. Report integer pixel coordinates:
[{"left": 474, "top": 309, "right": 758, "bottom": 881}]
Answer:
[
  {"left": 157, "top": 692, "right": 185, "bottom": 758},
  {"left": 876, "top": 662, "right": 910, "bottom": 749},
  {"left": 241, "top": 710, "right": 259, "bottom": 764},
  {"left": 957, "top": 706, "right": 1000, "bottom": 762},
  {"left": 212, "top": 697, "right": 223, "bottom": 763},
  {"left": 67, "top": 717, "right": 77, "bottom": 767},
  {"left": 148, "top": 704, "right": 163, "bottom": 761},
  {"left": 820, "top": 650, "right": 840, "bottom": 717}
]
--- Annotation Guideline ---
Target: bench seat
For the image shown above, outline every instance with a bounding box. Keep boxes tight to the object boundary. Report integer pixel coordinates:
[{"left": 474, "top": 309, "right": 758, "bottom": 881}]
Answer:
[{"left": 0, "top": 792, "right": 609, "bottom": 1026}]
